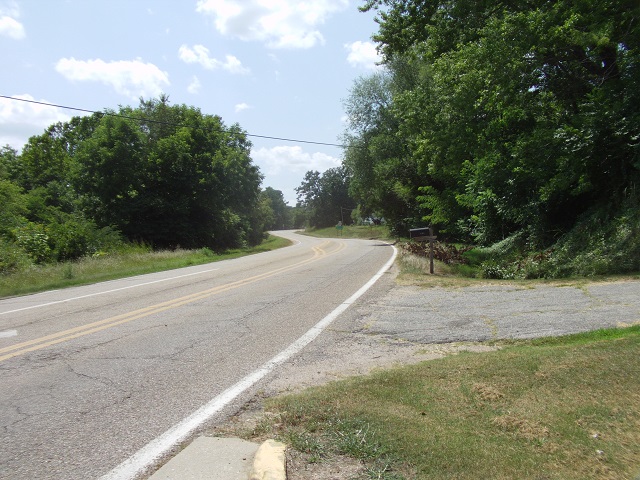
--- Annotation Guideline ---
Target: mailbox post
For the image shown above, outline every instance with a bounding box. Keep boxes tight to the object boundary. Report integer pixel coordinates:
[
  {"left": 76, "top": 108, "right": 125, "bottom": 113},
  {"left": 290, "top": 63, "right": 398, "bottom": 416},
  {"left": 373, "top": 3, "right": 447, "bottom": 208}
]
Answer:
[{"left": 410, "top": 227, "right": 437, "bottom": 274}]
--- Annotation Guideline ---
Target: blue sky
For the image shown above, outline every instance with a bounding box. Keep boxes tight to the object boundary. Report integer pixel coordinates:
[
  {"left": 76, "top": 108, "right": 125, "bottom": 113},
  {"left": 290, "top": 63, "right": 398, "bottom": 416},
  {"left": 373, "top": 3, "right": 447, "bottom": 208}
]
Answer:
[{"left": 0, "top": 0, "right": 382, "bottom": 204}]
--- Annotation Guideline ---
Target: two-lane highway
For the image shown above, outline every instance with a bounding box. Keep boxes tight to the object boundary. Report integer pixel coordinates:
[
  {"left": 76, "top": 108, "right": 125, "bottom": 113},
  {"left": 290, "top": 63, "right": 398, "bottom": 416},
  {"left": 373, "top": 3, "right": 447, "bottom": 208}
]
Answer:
[{"left": 0, "top": 231, "right": 395, "bottom": 479}]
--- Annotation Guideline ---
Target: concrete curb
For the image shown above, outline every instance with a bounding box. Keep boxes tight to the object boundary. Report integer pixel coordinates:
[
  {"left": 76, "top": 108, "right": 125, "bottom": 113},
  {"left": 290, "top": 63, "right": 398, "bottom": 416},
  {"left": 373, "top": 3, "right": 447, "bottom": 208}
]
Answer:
[
  {"left": 147, "top": 436, "right": 286, "bottom": 480},
  {"left": 250, "top": 439, "right": 287, "bottom": 480}
]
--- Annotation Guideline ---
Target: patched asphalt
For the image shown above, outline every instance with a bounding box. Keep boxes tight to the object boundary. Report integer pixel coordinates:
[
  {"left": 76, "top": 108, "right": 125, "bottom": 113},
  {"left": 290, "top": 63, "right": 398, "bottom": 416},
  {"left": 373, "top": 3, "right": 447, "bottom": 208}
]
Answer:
[{"left": 358, "top": 280, "right": 640, "bottom": 344}]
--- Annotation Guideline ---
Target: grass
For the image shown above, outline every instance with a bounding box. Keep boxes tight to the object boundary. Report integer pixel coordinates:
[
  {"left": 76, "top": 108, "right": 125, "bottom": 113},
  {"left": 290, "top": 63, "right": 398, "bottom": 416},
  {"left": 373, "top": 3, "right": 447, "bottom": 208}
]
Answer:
[
  {"left": 253, "top": 326, "right": 640, "bottom": 479},
  {"left": 299, "top": 225, "right": 394, "bottom": 241},
  {"left": 0, "top": 234, "right": 291, "bottom": 299}
]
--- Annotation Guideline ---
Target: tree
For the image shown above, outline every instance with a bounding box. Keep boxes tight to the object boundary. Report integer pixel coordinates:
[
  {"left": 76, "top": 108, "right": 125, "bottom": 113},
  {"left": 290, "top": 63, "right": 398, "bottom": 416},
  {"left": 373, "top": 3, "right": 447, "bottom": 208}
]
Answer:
[
  {"left": 342, "top": 59, "right": 427, "bottom": 235},
  {"left": 359, "top": 0, "right": 640, "bottom": 246},
  {"left": 0, "top": 179, "right": 27, "bottom": 236},
  {"left": 6, "top": 96, "right": 266, "bottom": 253},
  {"left": 296, "top": 166, "right": 353, "bottom": 228},
  {"left": 73, "top": 114, "right": 146, "bottom": 233},
  {"left": 0, "top": 146, "right": 24, "bottom": 183},
  {"left": 261, "top": 187, "right": 291, "bottom": 230},
  {"left": 72, "top": 99, "right": 264, "bottom": 249}
]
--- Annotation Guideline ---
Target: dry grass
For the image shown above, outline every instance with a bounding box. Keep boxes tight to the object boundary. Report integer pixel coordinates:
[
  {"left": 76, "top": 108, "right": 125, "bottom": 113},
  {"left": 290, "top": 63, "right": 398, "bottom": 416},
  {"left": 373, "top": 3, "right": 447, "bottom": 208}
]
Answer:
[{"left": 254, "top": 328, "right": 640, "bottom": 479}]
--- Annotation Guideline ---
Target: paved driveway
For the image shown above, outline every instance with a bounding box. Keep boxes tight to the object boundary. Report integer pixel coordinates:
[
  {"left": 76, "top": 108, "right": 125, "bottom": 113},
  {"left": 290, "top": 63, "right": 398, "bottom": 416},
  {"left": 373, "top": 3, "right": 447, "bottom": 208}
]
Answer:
[
  {"left": 362, "top": 280, "right": 640, "bottom": 343},
  {"left": 258, "top": 277, "right": 640, "bottom": 396}
]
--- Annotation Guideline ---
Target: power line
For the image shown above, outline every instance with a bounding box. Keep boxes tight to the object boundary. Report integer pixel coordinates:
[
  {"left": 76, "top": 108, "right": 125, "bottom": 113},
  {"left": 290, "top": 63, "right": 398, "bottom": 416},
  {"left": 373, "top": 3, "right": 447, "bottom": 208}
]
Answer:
[{"left": 0, "top": 94, "right": 350, "bottom": 149}]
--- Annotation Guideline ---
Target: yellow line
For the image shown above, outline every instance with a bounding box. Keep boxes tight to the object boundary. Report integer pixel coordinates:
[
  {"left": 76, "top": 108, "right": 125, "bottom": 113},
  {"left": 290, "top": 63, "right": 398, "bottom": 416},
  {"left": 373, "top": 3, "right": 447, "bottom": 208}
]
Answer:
[{"left": 1, "top": 240, "right": 339, "bottom": 362}]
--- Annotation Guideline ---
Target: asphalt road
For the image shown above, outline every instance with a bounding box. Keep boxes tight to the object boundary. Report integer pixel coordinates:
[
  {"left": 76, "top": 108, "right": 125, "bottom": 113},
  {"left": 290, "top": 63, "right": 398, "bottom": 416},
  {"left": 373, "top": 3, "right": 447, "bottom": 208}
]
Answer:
[
  {"left": 243, "top": 268, "right": 640, "bottom": 404},
  {"left": 0, "top": 231, "right": 396, "bottom": 480}
]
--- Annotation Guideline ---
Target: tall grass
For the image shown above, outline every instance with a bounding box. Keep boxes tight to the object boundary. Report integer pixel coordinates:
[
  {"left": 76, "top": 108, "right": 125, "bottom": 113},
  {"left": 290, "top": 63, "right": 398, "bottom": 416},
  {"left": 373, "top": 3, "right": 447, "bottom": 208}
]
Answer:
[{"left": 0, "top": 235, "right": 290, "bottom": 298}]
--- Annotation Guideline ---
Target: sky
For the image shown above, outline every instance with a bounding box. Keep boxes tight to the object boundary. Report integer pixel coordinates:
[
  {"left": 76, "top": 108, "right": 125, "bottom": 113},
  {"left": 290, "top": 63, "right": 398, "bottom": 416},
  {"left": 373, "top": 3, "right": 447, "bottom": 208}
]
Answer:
[{"left": 0, "top": 0, "right": 382, "bottom": 205}]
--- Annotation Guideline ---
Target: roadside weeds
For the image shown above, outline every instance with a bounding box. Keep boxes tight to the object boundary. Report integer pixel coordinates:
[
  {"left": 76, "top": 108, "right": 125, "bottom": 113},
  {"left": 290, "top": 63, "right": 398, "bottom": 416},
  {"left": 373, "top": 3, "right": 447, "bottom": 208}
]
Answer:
[{"left": 219, "top": 327, "right": 640, "bottom": 480}]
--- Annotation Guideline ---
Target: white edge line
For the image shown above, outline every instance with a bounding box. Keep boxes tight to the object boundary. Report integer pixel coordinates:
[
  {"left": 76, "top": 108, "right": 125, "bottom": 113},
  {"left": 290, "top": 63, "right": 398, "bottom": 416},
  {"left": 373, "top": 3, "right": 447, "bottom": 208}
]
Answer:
[
  {"left": 99, "top": 244, "right": 397, "bottom": 480},
  {"left": 0, "top": 268, "right": 219, "bottom": 316}
]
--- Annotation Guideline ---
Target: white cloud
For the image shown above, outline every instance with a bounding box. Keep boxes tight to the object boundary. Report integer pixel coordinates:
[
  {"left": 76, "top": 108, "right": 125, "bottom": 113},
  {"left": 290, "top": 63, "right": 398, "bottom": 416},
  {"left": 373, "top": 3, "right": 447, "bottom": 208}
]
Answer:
[
  {"left": 235, "top": 102, "right": 250, "bottom": 113},
  {"left": 195, "top": 0, "right": 348, "bottom": 49},
  {"left": 0, "top": 15, "right": 24, "bottom": 38},
  {"left": 187, "top": 75, "right": 201, "bottom": 94},
  {"left": 55, "top": 58, "right": 170, "bottom": 100},
  {"left": 345, "top": 41, "right": 381, "bottom": 69},
  {"left": 0, "top": 2, "right": 25, "bottom": 39},
  {"left": 0, "top": 94, "right": 72, "bottom": 151},
  {"left": 252, "top": 145, "right": 340, "bottom": 175},
  {"left": 178, "top": 44, "right": 249, "bottom": 74}
]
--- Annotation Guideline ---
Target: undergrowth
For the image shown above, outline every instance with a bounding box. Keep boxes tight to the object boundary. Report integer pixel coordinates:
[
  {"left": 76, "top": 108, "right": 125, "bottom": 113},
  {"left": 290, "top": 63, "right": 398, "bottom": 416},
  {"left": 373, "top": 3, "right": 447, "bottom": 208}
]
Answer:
[{"left": 405, "top": 197, "right": 640, "bottom": 280}]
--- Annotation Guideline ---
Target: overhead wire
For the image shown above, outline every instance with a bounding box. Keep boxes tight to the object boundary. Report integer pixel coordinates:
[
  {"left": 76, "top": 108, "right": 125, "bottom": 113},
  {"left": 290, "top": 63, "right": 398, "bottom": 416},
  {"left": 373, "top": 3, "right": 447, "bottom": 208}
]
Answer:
[{"left": 0, "top": 94, "right": 352, "bottom": 149}]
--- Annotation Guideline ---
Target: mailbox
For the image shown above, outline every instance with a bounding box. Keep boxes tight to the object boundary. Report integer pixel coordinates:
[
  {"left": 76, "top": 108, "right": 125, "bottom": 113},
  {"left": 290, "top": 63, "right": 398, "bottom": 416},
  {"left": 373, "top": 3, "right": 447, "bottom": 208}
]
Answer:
[
  {"left": 409, "top": 226, "right": 437, "bottom": 274},
  {"left": 410, "top": 227, "right": 435, "bottom": 241}
]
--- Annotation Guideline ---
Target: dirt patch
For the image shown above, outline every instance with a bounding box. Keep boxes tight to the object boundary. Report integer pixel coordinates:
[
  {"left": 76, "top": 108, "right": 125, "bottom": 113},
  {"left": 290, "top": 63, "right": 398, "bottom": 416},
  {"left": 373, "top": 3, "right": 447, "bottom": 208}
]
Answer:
[{"left": 286, "top": 450, "right": 365, "bottom": 480}]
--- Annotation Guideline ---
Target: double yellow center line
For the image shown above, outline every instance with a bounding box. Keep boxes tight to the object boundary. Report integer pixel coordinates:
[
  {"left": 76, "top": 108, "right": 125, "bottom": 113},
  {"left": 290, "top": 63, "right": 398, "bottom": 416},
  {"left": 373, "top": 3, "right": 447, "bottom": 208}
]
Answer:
[{"left": 0, "top": 240, "right": 346, "bottom": 363}]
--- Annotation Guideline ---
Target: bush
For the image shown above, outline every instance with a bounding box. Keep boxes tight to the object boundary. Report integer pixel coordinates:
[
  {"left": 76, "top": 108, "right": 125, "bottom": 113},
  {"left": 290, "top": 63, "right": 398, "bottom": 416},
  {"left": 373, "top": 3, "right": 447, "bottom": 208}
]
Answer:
[
  {"left": 0, "top": 238, "right": 32, "bottom": 274},
  {"left": 400, "top": 241, "right": 472, "bottom": 265},
  {"left": 12, "top": 222, "right": 53, "bottom": 264},
  {"left": 47, "top": 216, "right": 122, "bottom": 261},
  {"left": 474, "top": 196, "right": 640, "bottom": 279}
]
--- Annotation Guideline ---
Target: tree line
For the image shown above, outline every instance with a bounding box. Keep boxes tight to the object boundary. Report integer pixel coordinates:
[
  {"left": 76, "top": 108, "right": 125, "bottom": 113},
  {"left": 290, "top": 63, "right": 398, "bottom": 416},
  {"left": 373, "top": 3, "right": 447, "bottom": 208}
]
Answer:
[
  {"left": 0, "top": 96, "right": 291, "bottom": 273},
  {"left": 341, "top": 0, "right": 639, "bottom": 241},
  {"left": 294, "top": 0, "right": 639, "bottom": 276},
  {"left": 3, "top": 0, "right": 638, "bottom": 277}
]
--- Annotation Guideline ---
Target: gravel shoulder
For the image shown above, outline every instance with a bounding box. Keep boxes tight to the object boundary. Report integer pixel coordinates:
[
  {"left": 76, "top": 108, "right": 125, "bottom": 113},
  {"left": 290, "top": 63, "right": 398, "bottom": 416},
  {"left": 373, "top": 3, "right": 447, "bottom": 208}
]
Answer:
[{"left": 213, "top": 267, "right": 640, "bottom": 478}]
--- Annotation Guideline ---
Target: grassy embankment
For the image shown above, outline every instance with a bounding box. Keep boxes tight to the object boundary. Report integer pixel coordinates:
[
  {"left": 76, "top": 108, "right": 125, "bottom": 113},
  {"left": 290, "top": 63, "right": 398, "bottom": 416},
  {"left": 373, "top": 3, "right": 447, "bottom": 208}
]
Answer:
[
  {"left": 0, "top": 234, "right": 291, "bottom": 299},
  {"left": 238, "top": 226, "right": 640, "bottom": 479}
]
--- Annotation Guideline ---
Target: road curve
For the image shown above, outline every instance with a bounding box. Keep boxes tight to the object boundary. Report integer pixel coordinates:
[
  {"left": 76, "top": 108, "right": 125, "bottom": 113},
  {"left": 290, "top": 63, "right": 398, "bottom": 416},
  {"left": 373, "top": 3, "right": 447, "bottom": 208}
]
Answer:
[{"left": 0, "top": 231, "right": 395, "bottom": 480}]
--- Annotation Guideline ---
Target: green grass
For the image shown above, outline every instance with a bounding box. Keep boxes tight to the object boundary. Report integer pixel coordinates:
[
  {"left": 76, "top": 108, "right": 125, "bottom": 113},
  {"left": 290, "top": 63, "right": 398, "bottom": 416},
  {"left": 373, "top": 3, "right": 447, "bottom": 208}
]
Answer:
[
  {"left": 300, "top": 225, "right": 394, "bottom": 240},
  {"left": 253, "top": 326, "right": 640, "bottom": 479},
  {"left": 0, "top": 234, "right": 291, "bottom": 299}
]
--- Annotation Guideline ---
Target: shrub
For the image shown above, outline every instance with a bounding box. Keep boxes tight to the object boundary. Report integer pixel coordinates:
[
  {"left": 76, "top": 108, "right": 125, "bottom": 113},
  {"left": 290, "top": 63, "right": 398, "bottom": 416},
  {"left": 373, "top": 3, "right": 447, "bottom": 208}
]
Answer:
[
  {"left": 12, "top": 222, "right": 52, "bottom": 263},
  {"left": 0, "top": 238, "right": 32, "bottom": 274},
  {"left": 47, "top": 215, "right": 124, "bottom": 262}
]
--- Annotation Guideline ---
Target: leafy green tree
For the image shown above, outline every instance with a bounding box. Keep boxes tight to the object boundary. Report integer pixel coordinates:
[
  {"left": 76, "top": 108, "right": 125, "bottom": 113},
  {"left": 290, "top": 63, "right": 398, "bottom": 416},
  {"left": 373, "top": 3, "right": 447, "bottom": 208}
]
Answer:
[
  {"left": 0, "top": 179, "right": 27, "bottom": 235},
  {"left": 360, "top": 0, "right": 640, "bottom": 246},
  {"left": 18, "top": 130, "right": 71, "bottom": 191},
  {"left": 261, "top": 187, "right": 292, "bottom": 230},
  {"left": 69, "top": 98, "right": 263, "bottom": 249},
  {"left": 3, "top": 96, "right": 266, "bottom": 258},
  {"left": 73, "top": 114, "right": 146, "bottom": 232},
  {"left": 342, "top": 60, "right": 427, "bottom": 235},
  {"left": 296, "top": 166, "right": 353, "bottom": 228},
  {"left": 0, "top": 146, "right": 24, "bottom": 183}
]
